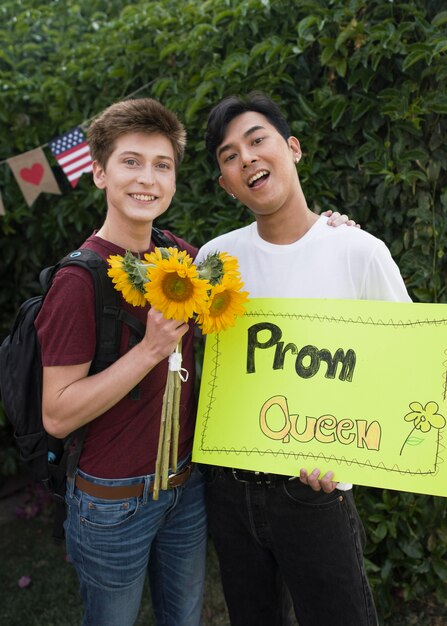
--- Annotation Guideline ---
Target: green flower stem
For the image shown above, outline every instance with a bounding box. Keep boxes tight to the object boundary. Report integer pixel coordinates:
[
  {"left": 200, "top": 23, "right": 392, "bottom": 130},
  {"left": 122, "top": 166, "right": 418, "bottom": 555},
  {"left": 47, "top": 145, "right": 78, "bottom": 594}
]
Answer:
[
  {"left": 161, "top": 372, "right": 175, "bottom": 491},
  {"left": 399, "top": 425, "right": 417, "bottom": 456},
  {"left": 153, "top": 384, "right": 168, "bottom": 501},
  {"left": 171, "top": 371, "right": 181, "bottom": 472}
]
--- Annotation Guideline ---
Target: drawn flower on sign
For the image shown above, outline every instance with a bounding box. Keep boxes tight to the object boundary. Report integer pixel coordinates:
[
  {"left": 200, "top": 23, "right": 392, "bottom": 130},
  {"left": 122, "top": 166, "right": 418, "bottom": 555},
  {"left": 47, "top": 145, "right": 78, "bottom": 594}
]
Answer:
[{"left": 399, "top": 401, "right": 446, "bottom": 456}]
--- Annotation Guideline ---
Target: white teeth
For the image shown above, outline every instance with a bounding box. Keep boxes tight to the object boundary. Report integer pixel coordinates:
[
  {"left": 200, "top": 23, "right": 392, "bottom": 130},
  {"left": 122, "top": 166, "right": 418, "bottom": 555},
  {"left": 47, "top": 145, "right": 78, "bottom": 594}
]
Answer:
[
  {"left": 248, "top": 170, "right": 269, "bottom": 186},
  {"left": 131, "top": 194, "right": 156, "bottom": 201}
]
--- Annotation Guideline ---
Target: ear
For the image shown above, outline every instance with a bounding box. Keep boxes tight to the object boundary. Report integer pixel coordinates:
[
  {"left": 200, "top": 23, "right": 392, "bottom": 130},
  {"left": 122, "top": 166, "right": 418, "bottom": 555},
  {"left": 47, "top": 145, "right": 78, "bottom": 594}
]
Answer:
[
  {"left": 288, "top": 137, "right": 302, "bottom": 164},
  {"left": 92, "top": 161, "right": 106, "bottom": 190},
  {"left": 218, "top": 175, "right": 234, "bottom": 197}
]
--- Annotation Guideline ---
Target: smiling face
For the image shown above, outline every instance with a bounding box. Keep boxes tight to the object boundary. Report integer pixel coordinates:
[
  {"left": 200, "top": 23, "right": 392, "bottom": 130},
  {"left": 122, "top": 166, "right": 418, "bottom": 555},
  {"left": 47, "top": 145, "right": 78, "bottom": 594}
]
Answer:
[
  {"left": 92, "top": 131, "right": 177, "bottom": 230},
  {"left": 216, "top": 111, "right": 301, "bottom": 220}
]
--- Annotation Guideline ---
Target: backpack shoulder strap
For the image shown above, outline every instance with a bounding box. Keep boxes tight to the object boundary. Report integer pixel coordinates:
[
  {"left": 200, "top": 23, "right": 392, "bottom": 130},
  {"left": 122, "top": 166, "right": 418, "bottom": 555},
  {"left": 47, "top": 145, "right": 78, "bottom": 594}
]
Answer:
[
  {"left": 42, "top": 249, "right": 145, "bottom": 372},
  {"left": 151, "top": 226, "right": 181, "bottom": 250}
]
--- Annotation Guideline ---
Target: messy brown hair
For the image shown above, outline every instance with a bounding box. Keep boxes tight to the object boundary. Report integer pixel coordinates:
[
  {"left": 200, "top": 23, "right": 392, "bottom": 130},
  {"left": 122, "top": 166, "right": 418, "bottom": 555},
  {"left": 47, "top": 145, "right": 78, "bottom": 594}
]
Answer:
[{"left": 87, "top": 98, "right": 186, "bottom": 168}]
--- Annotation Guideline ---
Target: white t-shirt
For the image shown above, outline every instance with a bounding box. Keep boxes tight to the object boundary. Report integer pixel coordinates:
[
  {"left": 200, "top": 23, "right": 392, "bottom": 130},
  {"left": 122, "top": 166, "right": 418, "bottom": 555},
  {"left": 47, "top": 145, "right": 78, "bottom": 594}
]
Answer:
[
  {"left": 196, "top": 216, "right": 411, "bottom": 302},
  {"left": 197, "top": 216, "right": 412, "bottom": 490}
]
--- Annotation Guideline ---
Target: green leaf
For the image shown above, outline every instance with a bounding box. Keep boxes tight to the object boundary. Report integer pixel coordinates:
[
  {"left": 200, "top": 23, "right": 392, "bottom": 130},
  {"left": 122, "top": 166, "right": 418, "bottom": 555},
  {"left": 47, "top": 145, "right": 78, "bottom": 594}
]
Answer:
[
  {"left": 432, "top": 11, "right": 447, "bottom": 27},
  {"left": 402, "top": 49, "right": 430, "bottom": 71},
  {"left": 405, "top": 436, "right": 425, "bottom": 447},
  {"left": 320, "top": 42, "right": 335, "bottom": 65},
  {"left": 334, "top": 56, "right": 347, "bottom": 77},
  {"left": 331, "top": 96, "right": 348, "bottom": 127},
  {"left": 412, "top": 288, "right": 434, "bottom": 303},
  {"left": 297, "top": 15, "right": 322, "bottom": 41},
  {"left": 297, "top": 94, "right": 318, "bottom": 120},
  {"left": 400, "top": 542, "right": 424, "bottom": 559},
  {"left": 433, "top": 559, "right": 447, "bottom": 582}
]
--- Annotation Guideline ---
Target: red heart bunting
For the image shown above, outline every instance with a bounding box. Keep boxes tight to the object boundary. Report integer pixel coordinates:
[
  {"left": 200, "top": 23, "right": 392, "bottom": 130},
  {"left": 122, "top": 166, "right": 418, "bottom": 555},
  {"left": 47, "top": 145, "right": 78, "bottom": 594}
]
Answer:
[{"left": 19, "top": 163, "right": 44, "bottom": 185}]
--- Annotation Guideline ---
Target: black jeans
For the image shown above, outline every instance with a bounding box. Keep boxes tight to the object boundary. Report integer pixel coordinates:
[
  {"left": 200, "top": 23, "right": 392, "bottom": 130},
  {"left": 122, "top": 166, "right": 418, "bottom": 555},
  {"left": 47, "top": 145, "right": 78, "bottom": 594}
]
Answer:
[{"left": 206, "top": 468, "right": 378, "bottom": 626}]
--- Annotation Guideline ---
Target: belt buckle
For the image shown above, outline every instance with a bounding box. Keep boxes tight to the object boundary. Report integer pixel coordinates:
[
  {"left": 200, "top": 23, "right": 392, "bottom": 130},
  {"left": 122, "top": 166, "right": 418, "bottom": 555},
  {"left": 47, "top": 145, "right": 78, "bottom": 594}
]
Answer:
[
  {"left": 231, "top": 468, "right": 268, "bottom": 485},
  {"left": 167, "top": 462, "right": 191, "bottom": 487},
  {"left": 167, "top": 468, "right": 181, "bottom": 484},
  {"left": 231, "top": 468, "right": 250, "bottom": 483},
  {"left": 168, "top": 470, "right": 178, "bottom": 482}
]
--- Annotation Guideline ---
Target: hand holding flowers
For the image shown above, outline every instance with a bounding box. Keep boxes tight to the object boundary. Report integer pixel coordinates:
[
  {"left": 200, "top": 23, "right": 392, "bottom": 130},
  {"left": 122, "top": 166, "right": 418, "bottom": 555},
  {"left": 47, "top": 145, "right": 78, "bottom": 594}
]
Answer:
[{"left": 107, "top": 245, "right": 248, "bottom": 498}]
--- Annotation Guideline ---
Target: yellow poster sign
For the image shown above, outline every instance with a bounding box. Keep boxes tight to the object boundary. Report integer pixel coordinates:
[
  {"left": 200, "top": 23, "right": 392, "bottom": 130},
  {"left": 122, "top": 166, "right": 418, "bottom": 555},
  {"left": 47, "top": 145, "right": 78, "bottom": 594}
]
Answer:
[{"left": 192, "top": 298, "right": 447, "bottom": 497}]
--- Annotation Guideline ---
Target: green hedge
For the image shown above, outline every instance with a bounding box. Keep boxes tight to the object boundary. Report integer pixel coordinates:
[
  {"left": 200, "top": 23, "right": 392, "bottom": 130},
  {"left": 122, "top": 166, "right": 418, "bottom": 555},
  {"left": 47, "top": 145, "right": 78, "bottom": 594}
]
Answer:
[{"left": 1, "top": 0, "right": 447, "bottom": 617}]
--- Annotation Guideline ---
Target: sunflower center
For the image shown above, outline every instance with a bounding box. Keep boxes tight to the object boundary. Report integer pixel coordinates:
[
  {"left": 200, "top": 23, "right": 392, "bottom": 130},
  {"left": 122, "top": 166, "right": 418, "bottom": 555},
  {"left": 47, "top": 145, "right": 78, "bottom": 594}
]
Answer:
[
  {"left": 209, "top": 290, "right": 231, "bottom": 316},
  {"left": 162, "top": 273, "right": 193, "bottom": 301}
]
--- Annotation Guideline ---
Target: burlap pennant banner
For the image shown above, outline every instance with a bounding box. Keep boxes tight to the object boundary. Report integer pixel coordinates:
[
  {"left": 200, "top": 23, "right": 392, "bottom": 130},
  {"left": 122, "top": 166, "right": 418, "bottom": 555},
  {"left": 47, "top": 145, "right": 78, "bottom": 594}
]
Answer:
[{"left": 7, "top": 148, "right": 61, "bottom": 207}]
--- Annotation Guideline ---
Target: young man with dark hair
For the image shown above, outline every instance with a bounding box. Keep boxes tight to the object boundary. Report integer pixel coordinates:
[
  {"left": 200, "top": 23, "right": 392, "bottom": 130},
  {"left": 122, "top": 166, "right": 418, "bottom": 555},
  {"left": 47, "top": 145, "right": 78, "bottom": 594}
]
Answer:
[
  {"left": 197, "top": 92, "right": 411, "bottom": 626},
  {"left": 35, "top": 98, "right": 206, "bottom": 626}
]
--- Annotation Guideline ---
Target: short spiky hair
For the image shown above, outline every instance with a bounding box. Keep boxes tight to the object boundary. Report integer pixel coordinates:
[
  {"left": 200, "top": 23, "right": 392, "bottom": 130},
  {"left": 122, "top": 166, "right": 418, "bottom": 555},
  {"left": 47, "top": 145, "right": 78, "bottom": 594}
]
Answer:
[
  {"left": 205, "top": 92, "right": 291, "bottom": 165},
  {"left": 87, "top": 98, "right": 186, "bottom": 168}
]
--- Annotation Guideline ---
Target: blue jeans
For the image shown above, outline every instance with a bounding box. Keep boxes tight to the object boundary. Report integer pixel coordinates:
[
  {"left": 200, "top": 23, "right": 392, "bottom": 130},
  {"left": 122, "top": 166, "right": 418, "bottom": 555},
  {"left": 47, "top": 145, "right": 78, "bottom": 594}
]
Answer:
[
  {"left": 206, "top": 468, "right": 378, "bottom": 626},
  {"left": 65, "top": 463, "right": 207, "bottom": 626}
]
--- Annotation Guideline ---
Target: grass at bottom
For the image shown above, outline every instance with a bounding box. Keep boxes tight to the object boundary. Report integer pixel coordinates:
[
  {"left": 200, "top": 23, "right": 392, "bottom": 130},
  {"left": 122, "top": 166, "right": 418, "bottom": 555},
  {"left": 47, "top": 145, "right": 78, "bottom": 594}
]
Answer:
[{"left": 1, "top": 510, "right": 447, "bottom": 626}]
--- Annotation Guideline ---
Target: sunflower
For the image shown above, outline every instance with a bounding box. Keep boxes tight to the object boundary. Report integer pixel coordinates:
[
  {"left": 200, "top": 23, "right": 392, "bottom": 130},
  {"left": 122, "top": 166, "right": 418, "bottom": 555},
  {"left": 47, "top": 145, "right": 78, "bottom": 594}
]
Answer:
[
  {"left": 197, "top": 251, "right": 242, "bottom": 286},
  {"left": 144, "top": 249, "right": 210, "bottom": 321},
  {"left": 144, "top": 246, "right": 191, "bottom": 266},
  {"left": 219, "top": 251, "right": 241, "bottom": 277},
  {"left": 197, "top": 274, "right": 249, "bottom": 334},
  {"left": 107, "top": 252, "right": 148, "bottom": 307}
]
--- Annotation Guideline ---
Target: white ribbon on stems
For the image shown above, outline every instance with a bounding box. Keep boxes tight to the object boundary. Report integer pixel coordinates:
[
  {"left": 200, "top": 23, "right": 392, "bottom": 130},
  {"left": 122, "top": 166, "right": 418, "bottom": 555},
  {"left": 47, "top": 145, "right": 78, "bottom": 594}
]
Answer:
[{"left": 153, "top": 342, "right": 189, "bottom": 500}]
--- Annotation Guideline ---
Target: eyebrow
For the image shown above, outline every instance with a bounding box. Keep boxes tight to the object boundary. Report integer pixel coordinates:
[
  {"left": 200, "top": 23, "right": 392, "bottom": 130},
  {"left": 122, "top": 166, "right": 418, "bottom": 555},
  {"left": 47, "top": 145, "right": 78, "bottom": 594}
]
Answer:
[{"left": 217, "top": 125, "right": 266, "bottom": 159}]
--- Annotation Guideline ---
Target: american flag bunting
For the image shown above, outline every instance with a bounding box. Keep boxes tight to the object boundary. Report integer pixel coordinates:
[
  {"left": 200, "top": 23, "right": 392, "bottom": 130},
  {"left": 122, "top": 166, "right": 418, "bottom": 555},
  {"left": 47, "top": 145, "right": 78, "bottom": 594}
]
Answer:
[{"left": 49, "top": 127, "right": 93, "bottom": 188}]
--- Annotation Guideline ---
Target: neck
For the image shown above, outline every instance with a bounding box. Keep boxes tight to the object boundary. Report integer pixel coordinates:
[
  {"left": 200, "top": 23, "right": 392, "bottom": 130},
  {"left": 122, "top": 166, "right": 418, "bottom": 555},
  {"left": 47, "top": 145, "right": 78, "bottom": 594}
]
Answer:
[
  {"left": 256, "top": 209, "right": 319, "bottom": 244},
  {"left": 255, "top": 184, "right": 318, "bottom": 244},
  {"left": 96, "top": 218, "right": 152, "bottom": 252}
]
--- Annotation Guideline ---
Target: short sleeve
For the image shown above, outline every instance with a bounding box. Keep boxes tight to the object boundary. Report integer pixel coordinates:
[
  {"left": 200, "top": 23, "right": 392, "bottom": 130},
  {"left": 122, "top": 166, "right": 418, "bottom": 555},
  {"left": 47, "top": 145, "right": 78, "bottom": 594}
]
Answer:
[
  {"left": 361, "top": 241, "right": 412, "bottom": 303},
  {"left": 35, "top": 267, "right": 96, "bottom": 366}
]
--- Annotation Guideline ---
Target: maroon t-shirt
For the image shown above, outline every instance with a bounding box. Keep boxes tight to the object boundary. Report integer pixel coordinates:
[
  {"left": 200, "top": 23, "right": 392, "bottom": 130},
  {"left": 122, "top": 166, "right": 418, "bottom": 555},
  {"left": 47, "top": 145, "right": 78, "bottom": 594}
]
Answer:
[{"left": 35, "top": 231, "right": 198, "bottom": 478}]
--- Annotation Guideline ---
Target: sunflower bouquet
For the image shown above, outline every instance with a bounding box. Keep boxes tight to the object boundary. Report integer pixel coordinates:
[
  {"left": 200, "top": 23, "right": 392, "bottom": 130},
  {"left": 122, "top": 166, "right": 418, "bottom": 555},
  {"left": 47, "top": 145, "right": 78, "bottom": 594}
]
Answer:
[{"left": 107, "top": 246, "right": 249, "bottom": 498}]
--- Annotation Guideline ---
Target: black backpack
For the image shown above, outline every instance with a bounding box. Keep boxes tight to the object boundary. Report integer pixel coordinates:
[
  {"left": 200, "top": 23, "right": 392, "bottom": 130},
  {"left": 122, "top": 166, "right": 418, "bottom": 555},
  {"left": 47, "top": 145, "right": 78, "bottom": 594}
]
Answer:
[{"left": 0, "top": 227, "right": 177, "bottom": 538}]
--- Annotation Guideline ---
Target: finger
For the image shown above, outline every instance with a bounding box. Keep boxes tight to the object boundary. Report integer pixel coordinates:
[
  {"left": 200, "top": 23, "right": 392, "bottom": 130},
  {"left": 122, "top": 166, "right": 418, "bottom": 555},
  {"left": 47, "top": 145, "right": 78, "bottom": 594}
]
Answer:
[
  {"left": 335, "top": 213, "right": 348, "bottom": 223},
  {"left": 299, "top": 468, "right": 309, "bottom": 485},
  {"left": 306, "top": 468, "right": 322, "bottom": 491},
  {"left": 177, "top": 321, "right": 189, "bottom": 336},
  {"left": 149, "top": 308, "right": 184, "bottom": 327},
  {"left": 328, "top": 212, "right": 351, "bottom": 227},
  {"left": 327, "top": 211, "right": 341, "bottom": 224},
  {"left": 320, "top": 471, "right": 337, "bottom": 493},
  {"left": 321, "top": 210, "right": 333, "bottom": 217}
]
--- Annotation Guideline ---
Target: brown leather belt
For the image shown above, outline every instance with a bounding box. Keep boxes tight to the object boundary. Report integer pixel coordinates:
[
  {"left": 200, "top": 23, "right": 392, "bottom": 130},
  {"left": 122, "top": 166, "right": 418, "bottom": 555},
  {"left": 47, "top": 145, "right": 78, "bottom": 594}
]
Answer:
[{"left": 75, "top": 463, "right": 194, "bottom": 499}]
